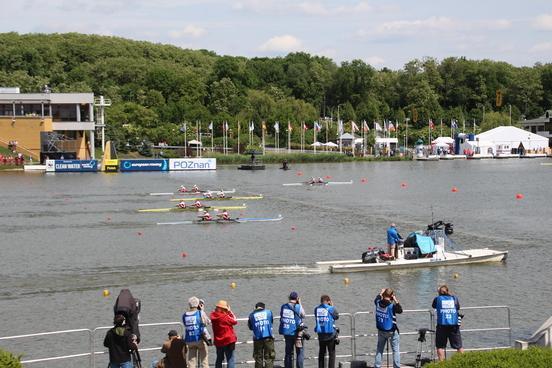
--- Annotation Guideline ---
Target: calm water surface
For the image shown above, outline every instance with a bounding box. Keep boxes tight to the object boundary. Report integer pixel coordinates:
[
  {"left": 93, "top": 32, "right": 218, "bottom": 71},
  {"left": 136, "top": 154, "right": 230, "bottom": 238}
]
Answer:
[{"left": 1, "top": 159, "right": 551, "bottom": 366}]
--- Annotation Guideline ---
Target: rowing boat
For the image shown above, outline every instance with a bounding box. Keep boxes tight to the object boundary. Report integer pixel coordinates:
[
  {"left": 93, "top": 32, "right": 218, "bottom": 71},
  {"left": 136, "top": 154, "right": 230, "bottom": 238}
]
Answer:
[
  {"left": 170, "top": 195, "right": 263, "bottom": 202},
  {"left": 149, "top": 189, "right": 236, "bottom": 196},
  {"left": 138, "top": 205, "right": 246, "bottom": 213},
  {"left": 317, "top": 249, "right": 508, "bottom": 273},
  {"left": 157, "top": 214, "right": 283, "bottom": 225},
  {"left": 282, "top": 180, "right": 353, "bottom": 186}
]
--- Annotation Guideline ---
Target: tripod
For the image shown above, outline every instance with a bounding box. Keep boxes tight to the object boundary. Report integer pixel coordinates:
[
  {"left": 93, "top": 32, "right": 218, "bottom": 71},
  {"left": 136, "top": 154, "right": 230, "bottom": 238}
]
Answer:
[
  {"left": 414, "top": 328, "right": 434, "bottom": 368},
  {"left": 131, "top": 349, "right": 142, "bottom": 368}
]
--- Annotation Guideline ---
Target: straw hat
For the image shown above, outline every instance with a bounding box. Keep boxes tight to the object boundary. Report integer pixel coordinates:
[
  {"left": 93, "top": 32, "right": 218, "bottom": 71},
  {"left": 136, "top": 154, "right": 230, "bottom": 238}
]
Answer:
[{"left": 216, "top": 300, "right": 230, "bottom": 310}]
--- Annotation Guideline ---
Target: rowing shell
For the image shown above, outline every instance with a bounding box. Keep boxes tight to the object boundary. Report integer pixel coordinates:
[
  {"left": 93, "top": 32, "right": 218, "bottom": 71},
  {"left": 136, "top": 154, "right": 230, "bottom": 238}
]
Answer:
[
  {"left": 170, "top": 195, "right": 263, "bottom": 202},
  {"left": 138, "top": 205, "right": 247, "bottom": 213},
  {"left": 149, "top": 189, "right": 236, "bottom": 196},
  {"left": 282, "top": 180, "right": 353, "bottom": 186},
  {"left": 157, "top": 214, "right": 283, "bottom": 225}
]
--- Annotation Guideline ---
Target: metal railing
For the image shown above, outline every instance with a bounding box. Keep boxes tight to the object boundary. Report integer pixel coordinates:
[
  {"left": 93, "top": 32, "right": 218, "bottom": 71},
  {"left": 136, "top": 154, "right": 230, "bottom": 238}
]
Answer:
[{"left": 0, "top": 305, "right": 511, "bottom": 367}]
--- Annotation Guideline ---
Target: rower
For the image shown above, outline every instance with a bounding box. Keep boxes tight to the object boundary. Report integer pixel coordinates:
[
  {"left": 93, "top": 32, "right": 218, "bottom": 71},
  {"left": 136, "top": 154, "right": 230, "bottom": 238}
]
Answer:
[
  {"left": 177, "top": 201, "right": 187, "bottom": 209},
  {"left": 218, "top": 209, "right": 230, "bottom": 221},
  {"left": 317, "top": 177, "right": 324, "bottom": 183},
  {"left": 178, "top": 185, "right": 187, "bottom": 193},
  {"left": 192, "top": 184, "right": 200, "bottom": 192},
  {"left": 203, "top": 192, "right": 213, "bottom": 199},
  {"left": 193, "top": 200, "right": 203, "bottom": 208},
  {"left": 217, "top": 192, "right": 226, "bottom": 198},
  {"left": 308, "top": 177, "right": 316, "bottom": 184},
  {"left": 199, "top": 210, "right": 213, "bottom": 221}
]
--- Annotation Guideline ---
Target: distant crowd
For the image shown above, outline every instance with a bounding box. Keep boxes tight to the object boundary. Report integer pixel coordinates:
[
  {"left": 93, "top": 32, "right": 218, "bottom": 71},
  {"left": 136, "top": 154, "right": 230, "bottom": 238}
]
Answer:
[
  {"left": 104, "top": 286, "right": 464, "bottom": 368},
  {"left": 1, "top": 140, "right": 26, "bottom": 166}
]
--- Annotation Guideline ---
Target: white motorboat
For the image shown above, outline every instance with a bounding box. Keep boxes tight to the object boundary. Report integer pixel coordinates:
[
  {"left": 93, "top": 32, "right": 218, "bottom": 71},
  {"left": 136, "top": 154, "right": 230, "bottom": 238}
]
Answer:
[
  {"left": 317, "top": 248, "right": 508, "bottom": 273},
  {"left": 316, "top": 221, "right": 507, "bottom": 273}
]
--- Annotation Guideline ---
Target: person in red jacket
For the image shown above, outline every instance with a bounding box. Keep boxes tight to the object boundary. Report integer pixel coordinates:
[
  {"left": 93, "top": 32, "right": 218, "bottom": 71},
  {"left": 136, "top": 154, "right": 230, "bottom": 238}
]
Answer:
[{"left": 210, "top": 300, "right": 238, "bottom": 368}]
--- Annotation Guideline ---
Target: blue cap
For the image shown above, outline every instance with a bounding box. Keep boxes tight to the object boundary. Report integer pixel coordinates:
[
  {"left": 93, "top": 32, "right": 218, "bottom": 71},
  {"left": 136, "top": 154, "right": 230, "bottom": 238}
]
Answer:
[{"left": 289, "top": 291, "right": 298, "bottom": 300}]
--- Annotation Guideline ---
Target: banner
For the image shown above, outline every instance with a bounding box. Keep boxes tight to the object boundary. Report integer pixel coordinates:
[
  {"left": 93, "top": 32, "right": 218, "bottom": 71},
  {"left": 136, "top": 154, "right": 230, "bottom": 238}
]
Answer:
[
  {"left": 103, "top": 159, "right": 119, "bottom": 172},
  {"left": 120, "top": 159, "right": 168, "bottom": 172},
  {"left": 46, "top": 159, "right": 98, "bottom": 172},
  {"left": 169, "top": 158, "right": 216, "bottom": 171}
]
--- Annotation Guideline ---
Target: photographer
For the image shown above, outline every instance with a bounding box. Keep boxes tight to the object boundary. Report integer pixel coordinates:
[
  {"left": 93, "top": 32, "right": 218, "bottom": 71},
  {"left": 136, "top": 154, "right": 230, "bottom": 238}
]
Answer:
[
  {"left": 248, "top": 302, "right": 275, "bottom": 368},
  {"left": 279, "top": 291, "right": 306, "bottom": 368},
  {"left": 374, "top": 288, "right": 402, "bottom": 368},
  {"left": 103, "top": 314, "right": 138, "bottom": 368},
  {"left": 314, "top": 295, "right": 339, "bottom": 368},
  {"left": 432, "top": 285, "right": 463, "bottom": 361},
  {"left": 182, "top": 296, "right": 210, "bottom": 368}
]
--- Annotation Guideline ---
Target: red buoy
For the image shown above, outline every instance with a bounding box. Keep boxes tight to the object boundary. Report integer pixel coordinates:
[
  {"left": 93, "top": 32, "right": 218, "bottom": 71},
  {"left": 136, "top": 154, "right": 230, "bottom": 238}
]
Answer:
[
  {"left": 181, "top": 252, "right": 188, "bottom": 258},
  {"left": 400, "top": 182, "right": 408, "bottom": 188},
  {"left": 325, "top": 175, "right": 332, "bottom": 179},
  {"left": 137, "top": 232, "right": 143, "bottom": 236},
  {"left": 451, "top": 186, "right": 458, "bottom": 193},
  {"left": 291, "top": 226, "right": 297, "bottom": 231},
  {"left": 296, "top": 171, "right": 303, "bottom": 176},
  {"left": 515, "top": 193, "right": 524, "bottom": 200},
  {"left": 361, "top": 178, "right": 368, "bottom": 183}
]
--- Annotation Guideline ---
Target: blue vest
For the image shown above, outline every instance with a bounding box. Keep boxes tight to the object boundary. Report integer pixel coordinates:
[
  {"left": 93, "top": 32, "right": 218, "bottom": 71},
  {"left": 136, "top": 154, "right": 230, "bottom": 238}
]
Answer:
[
  {"left": 279, "top": 303, "right": 302, "bottom": 336},
  {"left": 375, "top": 300, "right": 394, "bottom": 331},
  {"left": 314, "top": 304, "right": 335, "bottom": 334},
  {"left": 249, "top": 309, "right": 273, "bottom": 340},
  {"left": 436, "top": 295, "right": 458, "bottom": 326},
  {"left": 183, "top": 310, "right": 204, "bottom": 342}
]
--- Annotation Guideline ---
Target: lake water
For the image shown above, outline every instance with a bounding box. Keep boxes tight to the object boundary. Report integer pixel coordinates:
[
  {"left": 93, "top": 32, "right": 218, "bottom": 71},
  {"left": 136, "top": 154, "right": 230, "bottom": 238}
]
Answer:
[{"left": 1, "top": 159, "right": 551, "bottom": 367}]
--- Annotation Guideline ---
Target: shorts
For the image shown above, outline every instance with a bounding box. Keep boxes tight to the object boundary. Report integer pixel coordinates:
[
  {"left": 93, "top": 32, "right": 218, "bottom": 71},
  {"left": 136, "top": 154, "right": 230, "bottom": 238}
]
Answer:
[{"left": 435, "top": 325, "right": 462, "bottom": 349}]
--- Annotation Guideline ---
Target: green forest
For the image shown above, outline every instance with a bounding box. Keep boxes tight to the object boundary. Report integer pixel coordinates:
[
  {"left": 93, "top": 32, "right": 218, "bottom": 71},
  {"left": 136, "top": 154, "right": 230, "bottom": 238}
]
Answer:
[{"left": 1, "top": 32, "right": 550, "bottom": 151}]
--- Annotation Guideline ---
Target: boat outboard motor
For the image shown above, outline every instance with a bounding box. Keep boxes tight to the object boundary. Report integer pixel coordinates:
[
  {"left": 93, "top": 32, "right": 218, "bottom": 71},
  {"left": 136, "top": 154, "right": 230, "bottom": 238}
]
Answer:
[
  {"left": 444, "top": 222, "right": 453, "bottom": 235},
  {"left": 114, "top": 289, "right": 141, "bottom": 343}
]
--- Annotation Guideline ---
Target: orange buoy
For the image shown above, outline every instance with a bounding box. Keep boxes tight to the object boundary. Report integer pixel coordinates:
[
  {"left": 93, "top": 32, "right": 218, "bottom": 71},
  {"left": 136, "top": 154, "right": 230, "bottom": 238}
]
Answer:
[
  {"left": 451, "top": 186, "right": 458, "bottom": 193},
  {"left": 400, "top": 182, "right": 408, "bottom": 188},
  {"left": 515, "top": 193, "right": 524, "bottom": 200},
  {"left": 325, "top": 175, "right": 332, "bottom": 179},
  {"left": 361, "top": 178, "right": 368, "bottom": 183},
  {"left": 343, "top": 277, "right": 350, "bottom": 286},
  {"left": 230, "top": 282, "right": 237, "bottom": 289},
  {"left": 181, "top": 252, "right": 188, "bottom": 258},
  {"left": 103, "top": 289, "right": 110, "bottom": 297},
  {"left": 296, "top": 171, "right": 303, "bottom": 176}
]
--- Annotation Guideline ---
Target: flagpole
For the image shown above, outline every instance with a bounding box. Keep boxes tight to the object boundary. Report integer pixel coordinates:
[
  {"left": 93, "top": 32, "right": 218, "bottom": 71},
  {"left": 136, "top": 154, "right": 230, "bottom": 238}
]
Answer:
[
  {"left": 237, "top": 121, "right": 240, "bottom": 154},
  {"left": 440, "top": 119, "right": 443, "bottom": 137},
  {"left": 314, "top": 123, "right": 317, "bottom": 154},
  {"left": 262, "top": 122, "right": 265, "bottom": 155},
  {"left": 210, "top": 122, "right": 213, "bottom": 152},
  {"left": 288, "top": 121, "right": 291, "bottom": 153},
  {"left": 301, "top": 121, "right": 304, "bottom": 153},
  {"left": 183, "top": 122, "right": 187, "bottom": 157}
]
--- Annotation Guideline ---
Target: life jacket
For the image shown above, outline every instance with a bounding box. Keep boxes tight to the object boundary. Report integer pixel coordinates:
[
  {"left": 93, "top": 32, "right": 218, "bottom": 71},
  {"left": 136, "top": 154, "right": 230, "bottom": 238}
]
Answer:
[
  {"left": 183, "top": 310, "right": 204, "bottom": 343},
  {"left": 314, "top": 304, "right": 335, "bottom": 334},
  {"left": 375, "top": 299, "right": 394, "bottom": 331},
  {"left": 279, "top": 303, "right": 302, "bottom": 336},
  {"left": 249, "top": 309, "right": 273, "bottom": 340},
  {"left": 435, "top": 295, "right": 459, "bottom": 326}
]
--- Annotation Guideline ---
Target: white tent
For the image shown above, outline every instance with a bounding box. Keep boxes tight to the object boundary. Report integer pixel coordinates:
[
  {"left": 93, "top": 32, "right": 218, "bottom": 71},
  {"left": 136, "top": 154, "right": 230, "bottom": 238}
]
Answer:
[
  {"left": 476, "top": 126, "right": 548, "bottom": 151},
  {"left": 310, "top": 141, "right": 323, "bottom": 147},
  {"left": 432, "top": 136, "right": 454, "bottom": 144},
  {"left": 324, "top": 142, "right": 339, "bottom": 147},
  {"left": 188, "top": 139, "right": 202, "bottom": 145}
]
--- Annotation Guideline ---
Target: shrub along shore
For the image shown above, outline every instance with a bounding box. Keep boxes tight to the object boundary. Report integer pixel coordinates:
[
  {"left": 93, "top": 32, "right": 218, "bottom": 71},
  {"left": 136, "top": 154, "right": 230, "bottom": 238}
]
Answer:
[{"left": 203, "top": 152, "right": 409, "bottom": 164}]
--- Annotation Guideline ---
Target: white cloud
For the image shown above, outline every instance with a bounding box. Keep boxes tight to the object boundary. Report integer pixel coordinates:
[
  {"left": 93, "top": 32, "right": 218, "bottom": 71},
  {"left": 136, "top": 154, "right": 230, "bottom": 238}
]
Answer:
[
  {"left": 530, "top": 42, "right": 552, "bottom": 53},
  {"left": 259, "top": 34, "right": 303, "bottom": 52},
  {"left": 365, "top": 56, "right": 385, "bottom": 66},
  {"left": 485, "top": 19, "right": 512, "bottom": 30},
  {"left": 535, "top": 14, "right": 552, "bottom": 30},
  {"left": 233, "top": 0, "right": 380, "bottom": 17},
  {"left": 376, "top": 16, "right": 455, "bottom": 35},
  {"left": 169, "top": 25, "right": 205, "bottom": 39}
]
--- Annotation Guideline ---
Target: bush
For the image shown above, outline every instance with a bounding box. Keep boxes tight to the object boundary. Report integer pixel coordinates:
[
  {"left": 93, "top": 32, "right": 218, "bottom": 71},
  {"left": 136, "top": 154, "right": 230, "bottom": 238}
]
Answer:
[
  {"left": 0, "top": 348, "right": 23, "bottom": 368},
  {"left": 203, "top": 151, "right": 411, "bottom": 164},
  {"left": 424, "top": 348, "right": 552, "bottom": 368}
]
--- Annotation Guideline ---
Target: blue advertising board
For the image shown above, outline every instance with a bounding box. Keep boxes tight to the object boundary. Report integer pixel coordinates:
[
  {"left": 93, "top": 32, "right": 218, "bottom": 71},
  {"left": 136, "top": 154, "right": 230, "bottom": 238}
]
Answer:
[
  {"left": 120, "top": 159, "right": 168, "bottom": 172},
  {"left": 46, "top": 159, "right": 98, "bottom": 172}
]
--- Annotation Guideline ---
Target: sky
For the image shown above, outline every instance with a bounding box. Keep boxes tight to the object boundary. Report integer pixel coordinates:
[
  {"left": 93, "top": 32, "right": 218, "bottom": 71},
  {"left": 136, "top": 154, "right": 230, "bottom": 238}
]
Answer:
[{"left": 1, "top": 0, "right": 552, "bottom": 69}]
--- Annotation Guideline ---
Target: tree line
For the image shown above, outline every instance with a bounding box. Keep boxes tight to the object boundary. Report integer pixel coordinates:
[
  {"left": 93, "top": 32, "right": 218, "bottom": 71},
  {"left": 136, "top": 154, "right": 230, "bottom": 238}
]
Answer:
[{"left": 1, "top": 32, "right": 550, "bottom": 151}]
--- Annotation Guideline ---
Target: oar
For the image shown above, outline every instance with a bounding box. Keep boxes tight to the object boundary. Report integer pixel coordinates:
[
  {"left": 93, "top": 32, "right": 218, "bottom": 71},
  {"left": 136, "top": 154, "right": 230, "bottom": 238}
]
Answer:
[{"left": 327, "top": 180, "right": 354, "bottom": 185}]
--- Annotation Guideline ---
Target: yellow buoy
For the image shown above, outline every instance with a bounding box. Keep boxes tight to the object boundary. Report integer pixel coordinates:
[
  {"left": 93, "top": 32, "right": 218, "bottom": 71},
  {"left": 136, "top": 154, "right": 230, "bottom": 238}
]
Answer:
[
  {"left": 230, "top": 282, "right": 237, "bottom": 289},
  {"left": 343, "top": 277, "right": 350, "bottom": 285},
  {"left": 453, "top": 273, "right": 460, "bottom": 279},
  {"left": 103, "top": 289, "right": 110, "bottom": 297}
]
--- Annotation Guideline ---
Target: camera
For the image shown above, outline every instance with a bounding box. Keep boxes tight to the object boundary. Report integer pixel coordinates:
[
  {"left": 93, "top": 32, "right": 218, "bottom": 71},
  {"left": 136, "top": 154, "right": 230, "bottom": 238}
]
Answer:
[
  {"left": 201, "top": 333, "right": 213, "bottom": 346},
  {"left": 334, "top": 327, "right": 340, "bottom": 345},
  {"left": 296, "top": 325, "right": 311, "bottom": 340}
]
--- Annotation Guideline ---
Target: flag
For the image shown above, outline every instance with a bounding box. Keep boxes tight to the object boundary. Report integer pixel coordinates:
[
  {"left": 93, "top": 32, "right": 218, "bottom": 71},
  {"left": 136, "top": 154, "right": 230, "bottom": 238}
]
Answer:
[
  {"left": 338, "top": 120, "right": 344, "bottom": 135},
  {"left": 303, "top": 123, "right": 308, "bottom": 131},
  {"left": 375, "top": 122, "right": 383, "bottom": 132},
  {"left": 451, "top": 119, "right": 458, "bottom": 129},
  {"left": 249, "top": 121, "right": 255, "bottom": 132},
  {"left": 274, "top": 122, "right": 279, "bottom": 133},
  {"left": 429, "top": 119, "right": 435, "bottom": 130},
  {"left": 314, "top": 122, "right": 321, "bottom": 132},
  {"left": 223, "top": 121, "right": 229, "bottom": 131},
  {"left": 262, "top": 121, "right": 267, "bottom": 131},
  {"left": 208, "top": 122, "right": 213, "bottom": 131},
  {"left": 362, "top": 120, "right": 369, "bottom": 132},
  {"left": 179, "top": 123, "right": 187, "bottom": 133},
  {"left": 288, "top": 121, "right": 292, "bottom": 132},
  {"left": 388, "top": 122, "right": 396, "bottom": 132},
  {"left": 351, "top": 121, "right": 359, "bottom": 132}
]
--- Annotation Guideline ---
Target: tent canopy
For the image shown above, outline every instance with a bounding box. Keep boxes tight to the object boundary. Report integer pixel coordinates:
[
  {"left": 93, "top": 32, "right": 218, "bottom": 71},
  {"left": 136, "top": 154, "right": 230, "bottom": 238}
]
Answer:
[
  {"left": 432, "top": 136, "right": 454, "bottom": 144},
  {"left": 310, "top": 141, "right": 323, "bottom": 147},
  {"left": 324, "top": 142, "right": 339, "bottom": 147},
  {"left": 188, "top": 140, "right": 202, "bottom": 145},
  {"left": 476, "top": 126, "right": 548, "bottom": 149}
]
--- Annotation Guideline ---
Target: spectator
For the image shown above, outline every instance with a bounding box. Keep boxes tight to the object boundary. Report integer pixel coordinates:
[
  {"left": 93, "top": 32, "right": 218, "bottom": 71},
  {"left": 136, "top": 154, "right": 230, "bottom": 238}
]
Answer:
[
  {"left": 433, "top": 285, "right": 463, "bottom": 361},
  {"left": 103, "top": 314, "right": 138, "bottom": 368},
  {"left": 160, "top": 330, "right": 187, "bottom": 368},
  {"left": 374, "top": 288, "right": 402, "bottom": 368},
  {"left": 314, "top": 295, "right": 339, "bottom": 368},
  {"left": 248, "top": 302, "right": 275, "bottom": 368},
  {"left": 210, "top": 300, "right": 238, "bottom": 368},
  {"left": 279, "top": 291, "right": 305, "bottom": 368},
  {"left": 183, "top": 296, "right": 210, "bottom": 368}
]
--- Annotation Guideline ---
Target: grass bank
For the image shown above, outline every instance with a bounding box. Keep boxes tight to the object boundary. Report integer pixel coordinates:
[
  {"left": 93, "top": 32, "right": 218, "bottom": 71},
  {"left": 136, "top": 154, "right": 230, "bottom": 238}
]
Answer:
[
  {"left": 425, "top": 348, "right": 552, "bottom": 368},
  {"left": 203, "top": 152, "right": 409, "bottom": 165}
]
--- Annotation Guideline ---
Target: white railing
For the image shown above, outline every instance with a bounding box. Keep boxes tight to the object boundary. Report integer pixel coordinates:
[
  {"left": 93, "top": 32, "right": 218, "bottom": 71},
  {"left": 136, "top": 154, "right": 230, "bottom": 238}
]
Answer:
[{"left": 0, "top": 305, "right": 511, "bottom": 367}]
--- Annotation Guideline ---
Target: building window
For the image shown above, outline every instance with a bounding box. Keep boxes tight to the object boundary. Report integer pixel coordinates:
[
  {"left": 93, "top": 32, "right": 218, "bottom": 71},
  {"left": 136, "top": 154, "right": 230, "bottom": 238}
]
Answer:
[
  {"left": 0, "top": 104, "right": 14, "bottom": 116},
  {"left": 537, "top": 125, "right": 544, "bottom": 132},
  {"left": 51, "top": 104, "right": 77, "bottom": 122},
  {"left": 531, "top": 126, "right": 537, "bottom": 133}
]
